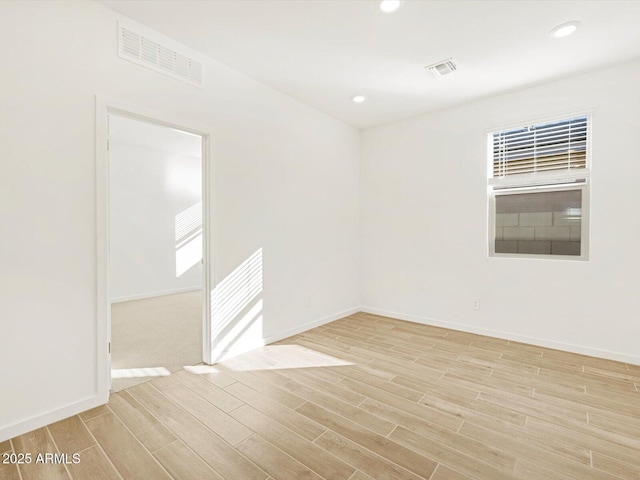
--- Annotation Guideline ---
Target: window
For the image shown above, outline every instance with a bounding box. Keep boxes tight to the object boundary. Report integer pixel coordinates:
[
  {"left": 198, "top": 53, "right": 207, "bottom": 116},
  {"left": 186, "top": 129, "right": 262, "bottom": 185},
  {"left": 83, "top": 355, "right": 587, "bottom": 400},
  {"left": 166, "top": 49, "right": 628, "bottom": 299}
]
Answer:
[{"left": 488, "top": 114, "right": 590, "bottom": 259}]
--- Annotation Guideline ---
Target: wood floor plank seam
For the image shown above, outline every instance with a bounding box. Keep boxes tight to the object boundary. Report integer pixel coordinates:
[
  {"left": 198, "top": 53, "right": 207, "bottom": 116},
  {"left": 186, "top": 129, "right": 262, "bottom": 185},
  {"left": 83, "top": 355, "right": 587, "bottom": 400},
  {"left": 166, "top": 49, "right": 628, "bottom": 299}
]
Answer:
[
  {"left": 150, "top": 438, "right": 180, "bottom": 455},
  {"left": 44, "top": 425, "right": 78, "bottom": 480},
  {"left": 79, "top": 405, "right": 111, "bottom": 422},
  {"left": 152, "top": 377, "right": 253, "bottom": 446},
  {"left": 13, "top": 426, "right": 72, "bottom": 480},
  {"left": 311, "top": 429, "right": 428, "bottom": 480},
  {"left": 127, "top": 382, "right": 268, "bottom": 480},
  {"left": 297, "top": 394, "right": 397, "bottom": 440},
  {"left": 388, "top": 426, "right": 518, "bottom": 480},
  {"left": 297, "top": 401, "right": 439, "bottom": 479},
  {"left": 337, "top": 377, "right": 464, "bottom": 432},
  {"left": 67, "top": 442, "right": 101, "bottom": 457},
  {"left": 84, "top": 408, "right": 174, "bottom": 480},
  {"left": 231, "top": 403, "right": 356, "bottom": 479},
  {"left": 592, "top": 451, "right": 640, "bottom": 480},
  {"left": 275, "top": 369, "right": 369, "bottom": 407},
  {"left": 222, "top": 384, "right": 328, "bottom": 442},
  {"left": 428, "top": 463, "right": 473, "bottom": 480},
  {"left": 280, "top": 379, "right": 397, "bottom": 436},
  {"left": 43, "top": 426, "right": 71, "bottom": 479},
  {"left": 2, "top": 464, "right": 19, "bottom": 480},
  {"left": 9, "top": 439, "right": 24, "bottom": 480},
  {"left": 143, "top": 380, "right": 246, "bottom": 446},
  {"left": 170, "top": 370, "right": 246, "bottom": 413},
  {"left": 81, "top": 407, "right": 152, "bottom": 479},
  {"left": 524, "top": 416, "right": 640, "bottom": 468},
  {"left": 362, "top": 395, "right": 521, "bottom": 474},
  {"left": 460, "top": 422, "right": 589, "bottom": 470},
  {"left": 236, "top": 432, "right": 328, "bottom": 480},
  {"left": 152, "top": 440, "right": 226, "bottom": 480},
  {"left": 400, "top": 399, "right": 519, "bottom": 474}
]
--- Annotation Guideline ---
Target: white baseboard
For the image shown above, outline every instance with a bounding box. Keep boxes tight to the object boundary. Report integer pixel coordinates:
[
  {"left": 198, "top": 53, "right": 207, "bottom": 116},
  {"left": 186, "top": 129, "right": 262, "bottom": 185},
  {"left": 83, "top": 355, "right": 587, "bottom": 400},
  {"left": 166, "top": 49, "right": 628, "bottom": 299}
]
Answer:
[
  {"left": 111, "top": 286, "right": 201, "bottom": 303},
  {"left": 0, "top": 394, "right": 105, "bottom": 443},
  {"left": 209, "top": 306, "right": 361, "bottom": 363},
  {"left": 262, "top": 306, "right": 361, "bottom": 345},
  {"left": 360, "top": 306, "right": 640, "bottom": 367}
]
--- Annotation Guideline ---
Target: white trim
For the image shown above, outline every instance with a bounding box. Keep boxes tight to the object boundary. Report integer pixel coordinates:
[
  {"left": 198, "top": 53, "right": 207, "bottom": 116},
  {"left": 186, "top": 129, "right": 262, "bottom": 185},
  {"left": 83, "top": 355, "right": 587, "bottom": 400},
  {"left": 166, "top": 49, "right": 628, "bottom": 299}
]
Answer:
[
  {"left": 111, "top": 286, "right": 202, "bottom": 304},
  {"left": 201, "top": 126, "right": 215, "bottom": 365},
  {"left": 95, "top": 95, "right": 110, "bottom": 399},
  {"left": 0, "top": 395, "right": 103, "bottom": 443},
  {"left": 487, "top": 112, "right": 592, "bottom": 262},
  {"left": 95, "top": 95, "right": 215, "bottom": 402},
  {"left": 99, "top": 97, "right": 214, "bottom": 139},
  {"left": 210, "top": 306, "right": 361, "bottom": 363},
  {"left": 360, "top": 307, "right": 640, "bottom": 366},
  {"left": 488, "top": 171, "right": 588, "bottom": 189},
  {"left": 485, "top": 108, "right": 595, "bottom": 135},
  {"left": 262, "top": 307, "right": 361, "bottom": 345},
  {"left": 489, "top": 182, "right": 589, "bottom": 261}
]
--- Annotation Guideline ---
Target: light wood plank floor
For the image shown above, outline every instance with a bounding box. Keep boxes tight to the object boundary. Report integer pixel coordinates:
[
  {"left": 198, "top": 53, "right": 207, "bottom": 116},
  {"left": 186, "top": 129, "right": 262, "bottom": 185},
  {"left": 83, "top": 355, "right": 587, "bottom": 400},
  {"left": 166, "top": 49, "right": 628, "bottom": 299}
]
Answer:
[{"left": 5, "top": 313, "right": 640, "bottom": 480}]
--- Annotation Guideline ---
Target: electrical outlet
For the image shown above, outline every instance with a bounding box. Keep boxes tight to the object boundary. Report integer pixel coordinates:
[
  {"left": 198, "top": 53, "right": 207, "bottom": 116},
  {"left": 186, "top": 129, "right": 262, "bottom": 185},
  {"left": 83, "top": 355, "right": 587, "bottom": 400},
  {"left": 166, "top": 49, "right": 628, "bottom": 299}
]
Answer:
[
  {"left": 304, "top": 295, "right": 312, "bottom": 308},
  {"left": 471, "top": 297, "right": 480, "bottom": 311}
]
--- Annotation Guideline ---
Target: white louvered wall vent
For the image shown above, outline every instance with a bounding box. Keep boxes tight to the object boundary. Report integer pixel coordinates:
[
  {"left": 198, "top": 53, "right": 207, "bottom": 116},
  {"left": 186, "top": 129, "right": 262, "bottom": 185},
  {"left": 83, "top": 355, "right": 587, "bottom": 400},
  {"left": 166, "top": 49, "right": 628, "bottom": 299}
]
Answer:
[
  {"left": 425, "top": 59, "right": 457, "bottom": 77},
  {"left": 118, "top": 20, "right": 205, "bottom": 87}
]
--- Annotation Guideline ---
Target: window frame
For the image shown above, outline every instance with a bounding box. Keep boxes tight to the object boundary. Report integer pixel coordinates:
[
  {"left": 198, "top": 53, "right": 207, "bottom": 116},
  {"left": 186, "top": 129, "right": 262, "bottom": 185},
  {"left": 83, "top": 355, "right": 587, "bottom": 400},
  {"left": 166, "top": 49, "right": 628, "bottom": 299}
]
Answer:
[
  {"left": 488, "top": 182, "right": 590, "bottom": 260},
  {"left": 487, "top": 112, "right": 591, "bottom": 261}
]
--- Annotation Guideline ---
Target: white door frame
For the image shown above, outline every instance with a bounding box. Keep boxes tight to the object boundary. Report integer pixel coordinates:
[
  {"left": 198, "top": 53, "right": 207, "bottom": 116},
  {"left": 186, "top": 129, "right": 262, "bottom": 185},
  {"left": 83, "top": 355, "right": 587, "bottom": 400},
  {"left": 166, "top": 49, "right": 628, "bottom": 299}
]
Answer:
[{"left": 95, "top": 96, "right": 214, "bottom": 401}]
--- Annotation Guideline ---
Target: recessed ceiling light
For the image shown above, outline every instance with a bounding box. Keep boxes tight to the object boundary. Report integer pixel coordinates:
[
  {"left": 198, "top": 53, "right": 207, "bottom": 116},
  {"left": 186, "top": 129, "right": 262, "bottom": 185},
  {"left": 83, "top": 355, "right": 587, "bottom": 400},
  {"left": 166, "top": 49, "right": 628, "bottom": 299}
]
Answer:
[
  {"left": 379, "top": 0, "right": 401, "bottom": 13},
  {"left": 551, "top": 21, "right": 580, "bottom": 38},
  {"left": 352, "top": 95, "right": 366, "bottom": 103}
]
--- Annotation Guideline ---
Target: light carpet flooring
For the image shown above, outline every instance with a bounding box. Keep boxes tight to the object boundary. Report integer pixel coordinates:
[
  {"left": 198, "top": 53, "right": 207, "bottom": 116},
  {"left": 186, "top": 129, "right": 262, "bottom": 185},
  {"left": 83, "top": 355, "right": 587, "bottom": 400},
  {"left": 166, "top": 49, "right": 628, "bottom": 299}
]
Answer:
[
  {"left": 4, "top": 312, "right": 640, "bottom": 480},
  {"left": 110, "top": 290, "right": 202, "bottom": 392}
]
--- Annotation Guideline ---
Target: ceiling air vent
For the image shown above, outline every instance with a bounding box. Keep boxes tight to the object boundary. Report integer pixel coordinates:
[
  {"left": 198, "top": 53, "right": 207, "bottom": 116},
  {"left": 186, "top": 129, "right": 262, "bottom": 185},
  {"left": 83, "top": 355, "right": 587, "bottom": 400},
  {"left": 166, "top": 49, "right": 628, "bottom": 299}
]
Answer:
[
  {"left": 425, "top": 58, "right": 457, "bottom": 77},
  {"left": 118, "top": 20, "right": 205, "bottom": 87}
]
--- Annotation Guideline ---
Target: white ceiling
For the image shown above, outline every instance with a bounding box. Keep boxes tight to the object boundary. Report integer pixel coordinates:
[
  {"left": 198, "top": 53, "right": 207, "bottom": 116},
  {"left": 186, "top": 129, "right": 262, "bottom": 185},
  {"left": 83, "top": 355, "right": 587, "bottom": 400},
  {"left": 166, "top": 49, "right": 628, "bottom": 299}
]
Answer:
[{"left": 99, "top": 0, "right": 640, "bottom": 129}]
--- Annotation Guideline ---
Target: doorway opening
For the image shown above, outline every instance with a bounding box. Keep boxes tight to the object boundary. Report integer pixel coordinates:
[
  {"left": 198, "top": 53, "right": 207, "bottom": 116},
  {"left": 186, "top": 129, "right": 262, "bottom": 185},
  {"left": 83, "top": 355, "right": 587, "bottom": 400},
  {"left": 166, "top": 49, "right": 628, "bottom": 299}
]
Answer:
[{"left": 106, "top": 113, "right": 207, "bottom": 391}]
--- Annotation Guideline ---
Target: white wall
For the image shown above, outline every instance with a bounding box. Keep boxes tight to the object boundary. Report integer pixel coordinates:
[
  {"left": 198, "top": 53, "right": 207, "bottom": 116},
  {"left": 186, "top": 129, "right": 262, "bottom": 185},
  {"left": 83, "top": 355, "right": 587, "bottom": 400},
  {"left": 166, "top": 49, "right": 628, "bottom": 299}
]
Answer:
[
  {"left": 361, "top": 60, "right": 640, "bottom": 364},
  {"left": 0, "top": 0, "right": 360, "bottom": 441},
  {"left": 109, "top": 115, "right": 202, "bottom": 301}
]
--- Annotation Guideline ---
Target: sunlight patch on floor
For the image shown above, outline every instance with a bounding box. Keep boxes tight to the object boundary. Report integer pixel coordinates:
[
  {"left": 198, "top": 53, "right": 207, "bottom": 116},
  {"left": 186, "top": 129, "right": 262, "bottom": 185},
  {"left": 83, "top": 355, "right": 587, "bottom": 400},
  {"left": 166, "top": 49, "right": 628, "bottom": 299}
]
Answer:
[
  {"left": 183, "top": 364, "right": 223, "bottom": 374},
  {"left": 219, "top": 344, "right": 353, "bottom": 371}
]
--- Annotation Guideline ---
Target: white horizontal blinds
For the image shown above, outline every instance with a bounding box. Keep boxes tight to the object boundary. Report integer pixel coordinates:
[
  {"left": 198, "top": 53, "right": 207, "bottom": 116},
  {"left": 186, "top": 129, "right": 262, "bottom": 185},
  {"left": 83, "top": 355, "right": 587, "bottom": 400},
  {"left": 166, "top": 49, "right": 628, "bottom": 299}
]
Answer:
[{"left": 493, "top": 116, "right": 588, "bottom": 178}]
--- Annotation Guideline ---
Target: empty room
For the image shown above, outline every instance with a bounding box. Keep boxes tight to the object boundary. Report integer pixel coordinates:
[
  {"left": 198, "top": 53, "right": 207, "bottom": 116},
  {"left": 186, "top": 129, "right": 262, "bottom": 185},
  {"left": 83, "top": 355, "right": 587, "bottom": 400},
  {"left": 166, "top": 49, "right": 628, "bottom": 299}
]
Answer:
[{"left": 1, "top": 1, "right": 639, "bottom": 479}]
